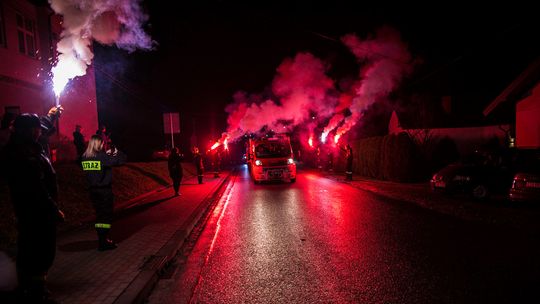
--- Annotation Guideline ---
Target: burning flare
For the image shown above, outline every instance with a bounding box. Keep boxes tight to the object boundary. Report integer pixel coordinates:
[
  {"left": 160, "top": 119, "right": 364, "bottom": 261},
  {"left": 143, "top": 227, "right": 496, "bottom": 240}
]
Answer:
[
  {"left": 321, "top": 132, "right": 328, "bottom": 144},
  {"left": 210, "top": 133, "right": 230, "bottom": 151},
  {"left": 48, "top": 0, "right": 153, "bottom": 97}
]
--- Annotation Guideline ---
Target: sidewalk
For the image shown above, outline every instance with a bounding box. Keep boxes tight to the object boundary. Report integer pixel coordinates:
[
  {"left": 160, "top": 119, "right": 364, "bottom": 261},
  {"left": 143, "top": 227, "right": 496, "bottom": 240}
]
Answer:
[
  {"left": 322, "top": 171, "right": 540, "bottom": 231},
  {"left": 46, "top": 171, "right": 231, "bottom": 304}
]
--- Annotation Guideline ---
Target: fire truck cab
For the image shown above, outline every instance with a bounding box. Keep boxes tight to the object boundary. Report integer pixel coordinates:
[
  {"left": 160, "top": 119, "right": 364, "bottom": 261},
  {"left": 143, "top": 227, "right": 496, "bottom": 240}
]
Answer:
[{"left": 247, "top": 134, "right": 296, "bottom": 183}]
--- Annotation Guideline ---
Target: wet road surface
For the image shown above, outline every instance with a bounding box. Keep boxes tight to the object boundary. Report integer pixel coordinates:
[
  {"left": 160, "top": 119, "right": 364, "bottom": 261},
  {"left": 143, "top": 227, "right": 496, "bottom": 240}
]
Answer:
[{"left": 149, "top": 167, "right": 540, "bottom": 303}]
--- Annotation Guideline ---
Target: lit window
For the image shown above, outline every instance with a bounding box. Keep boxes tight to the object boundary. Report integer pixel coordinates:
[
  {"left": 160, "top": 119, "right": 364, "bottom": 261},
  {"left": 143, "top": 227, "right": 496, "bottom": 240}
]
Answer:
[
  {"left": 0, "top": 4, "right": 6, "bottom": 47},
  {"left": 16, "top": 13, "right": 36, "bottom": 57}
]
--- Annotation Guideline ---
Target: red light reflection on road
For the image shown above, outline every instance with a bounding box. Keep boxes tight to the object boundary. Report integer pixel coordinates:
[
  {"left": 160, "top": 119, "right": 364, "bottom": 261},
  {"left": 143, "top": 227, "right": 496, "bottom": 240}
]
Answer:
[
  {"left": 190, "top": 185, "right": 234, "bottom": 304},
  {"left": 207, "top": 190, "right": 233, "bottom": 261}
]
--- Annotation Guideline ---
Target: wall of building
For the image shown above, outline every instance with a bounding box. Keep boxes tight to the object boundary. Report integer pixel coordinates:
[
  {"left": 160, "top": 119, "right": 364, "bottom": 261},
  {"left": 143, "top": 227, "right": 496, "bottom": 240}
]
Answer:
[
  {"left": 0, "top": 0, "right": 98, "bottom": 160},
  {"left": 516, "top": 83, "right": 540, "bottom": 149},
  {"left": 0, "top": 0, "right": 49, "bottom": 113}
]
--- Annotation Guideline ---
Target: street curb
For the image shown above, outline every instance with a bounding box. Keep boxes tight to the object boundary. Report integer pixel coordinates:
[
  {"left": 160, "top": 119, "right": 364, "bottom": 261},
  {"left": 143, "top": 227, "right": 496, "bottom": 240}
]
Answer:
[
  {"left": 320, "top": 172, "right": 538, "bottom": 229},
  {"left": 113, "top": 171, "right": 233, "bottom": 304}
]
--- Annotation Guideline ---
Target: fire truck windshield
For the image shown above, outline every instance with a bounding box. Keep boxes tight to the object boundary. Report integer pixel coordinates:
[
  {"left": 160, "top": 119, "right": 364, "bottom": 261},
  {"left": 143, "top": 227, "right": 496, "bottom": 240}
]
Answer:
[{"left": 255, "top": 142, "right": 290, "bottom": 158}]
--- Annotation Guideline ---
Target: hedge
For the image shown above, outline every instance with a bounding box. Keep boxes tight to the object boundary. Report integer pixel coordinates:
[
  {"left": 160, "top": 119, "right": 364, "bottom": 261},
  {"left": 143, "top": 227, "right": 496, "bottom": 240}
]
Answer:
[{"left": 351, "top": 133, "right": 421, "bottom": 182}]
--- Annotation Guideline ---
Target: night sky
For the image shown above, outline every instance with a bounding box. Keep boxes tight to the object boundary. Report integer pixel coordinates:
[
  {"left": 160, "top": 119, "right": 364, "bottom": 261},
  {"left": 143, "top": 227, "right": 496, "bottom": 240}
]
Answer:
[{"left": 93, "top": 1, "right": 538, "bottom": 160}]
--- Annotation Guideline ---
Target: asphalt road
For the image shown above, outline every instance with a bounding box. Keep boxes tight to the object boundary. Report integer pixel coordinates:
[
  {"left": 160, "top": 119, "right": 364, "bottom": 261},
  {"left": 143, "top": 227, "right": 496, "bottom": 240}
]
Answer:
[{"left": 149, "top": 167, "right": 540, "bottom": 303}]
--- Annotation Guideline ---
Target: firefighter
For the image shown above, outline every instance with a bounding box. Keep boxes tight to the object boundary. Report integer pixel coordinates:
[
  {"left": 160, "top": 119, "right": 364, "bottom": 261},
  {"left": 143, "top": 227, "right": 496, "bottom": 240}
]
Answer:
[
  {"left": 192, "top": 146, "right": 204, "bottom": 184},
  {"left": 1, "top": 113, "right": 65, "bottom": 302},
  {"left": 168, "top": 147, "right": 184, "bottom": 196},
  {"left": 81, "top": 135, "right": 126, "bottom": 251},
  {"left": 341, "top": 144, "right": 354, "bottom": 181},
  {"left": 316, "top": 147, "right": 322, "bottom": 170},
  {"left": 327, "top": 151, "right": 334, "bottom": 172},
  {"left": 212, "top": 149, "right": 221, "bottom": 178}
]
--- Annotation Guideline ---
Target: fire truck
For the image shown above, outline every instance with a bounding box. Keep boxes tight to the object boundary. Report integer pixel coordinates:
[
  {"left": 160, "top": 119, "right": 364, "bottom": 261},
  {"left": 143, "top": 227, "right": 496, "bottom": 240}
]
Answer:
[{"left": 247, "top": 134, "right": 296, "bottom": 183}]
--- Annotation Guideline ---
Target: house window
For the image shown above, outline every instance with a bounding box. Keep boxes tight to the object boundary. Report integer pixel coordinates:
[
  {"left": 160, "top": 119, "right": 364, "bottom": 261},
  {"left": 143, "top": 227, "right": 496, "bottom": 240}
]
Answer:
[
  {"left": 4, "top": 106, "right": 20, "bottom": 115},
  {"left": 0, "top": 4, "right": 6, "bottom": 47},
  {"left": 16, "top": 13, "right": 36, "bottom": 57}
]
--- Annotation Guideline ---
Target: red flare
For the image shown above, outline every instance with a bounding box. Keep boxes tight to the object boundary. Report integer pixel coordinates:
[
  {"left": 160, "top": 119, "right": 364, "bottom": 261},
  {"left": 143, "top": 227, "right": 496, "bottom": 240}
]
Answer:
[
  {"left": 308, "top": 136, "right": 314, "bottom": 148},
  {"left": 321, "top": 132, "right": 328, "bottom": 143}
]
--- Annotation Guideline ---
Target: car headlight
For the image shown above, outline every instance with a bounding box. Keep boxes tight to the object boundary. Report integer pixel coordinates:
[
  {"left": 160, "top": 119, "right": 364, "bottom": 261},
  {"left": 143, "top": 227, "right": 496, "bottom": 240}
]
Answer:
[
  {"left": 255, "top": 160, "right": 262, "bottom": 166},
  {"left": 287, "top": 158, "right": 294, "bottom": 165}
]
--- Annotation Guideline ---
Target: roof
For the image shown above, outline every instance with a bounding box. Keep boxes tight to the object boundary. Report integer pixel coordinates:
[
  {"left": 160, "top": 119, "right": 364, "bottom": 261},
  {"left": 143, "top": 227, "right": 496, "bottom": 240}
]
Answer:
[{"left": 483, "top": 57, "right": 540, "bottom": 116}]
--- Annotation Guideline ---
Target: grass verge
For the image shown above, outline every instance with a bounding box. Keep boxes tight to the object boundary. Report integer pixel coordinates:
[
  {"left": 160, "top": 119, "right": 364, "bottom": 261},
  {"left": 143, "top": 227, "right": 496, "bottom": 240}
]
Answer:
[{"left": 0, "top": 161, "right": 194, "bottom": 252}]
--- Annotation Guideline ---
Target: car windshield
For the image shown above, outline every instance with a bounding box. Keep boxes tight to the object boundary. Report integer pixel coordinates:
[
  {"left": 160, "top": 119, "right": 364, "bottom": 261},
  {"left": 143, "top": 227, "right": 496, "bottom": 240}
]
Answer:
[{"left": 255, "top": 142, "right": 291, "bottom": 158}]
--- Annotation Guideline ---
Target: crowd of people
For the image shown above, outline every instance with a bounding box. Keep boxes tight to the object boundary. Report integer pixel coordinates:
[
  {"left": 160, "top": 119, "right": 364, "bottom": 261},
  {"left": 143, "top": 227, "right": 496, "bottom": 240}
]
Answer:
[{"left": 0, "top": 107, "right": 223, "bottom": 302}]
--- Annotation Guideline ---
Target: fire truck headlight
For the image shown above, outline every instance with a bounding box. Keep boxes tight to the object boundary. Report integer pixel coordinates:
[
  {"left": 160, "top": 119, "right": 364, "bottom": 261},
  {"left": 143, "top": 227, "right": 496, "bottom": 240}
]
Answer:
[
  {"left": 287, "top": 158, "right": 294, "bottom": 165},
  {"left": 255, "top": 160, "right": 262, "bottom": 166}
]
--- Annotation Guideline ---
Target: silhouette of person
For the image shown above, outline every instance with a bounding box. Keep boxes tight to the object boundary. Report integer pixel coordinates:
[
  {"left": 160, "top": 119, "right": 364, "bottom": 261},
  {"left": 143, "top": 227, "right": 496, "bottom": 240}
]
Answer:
[
  {"left": 192, "top": 147, "right": 204, "bottom": 184},
  {"left": 73, "top": 125, "right": 85, "bottom": 163},
  {"left": 1, "top": 113, "right": 65, "bottom": 302},
  {"left": 168, "top": 147, "right": 184, "bottom": 196}
]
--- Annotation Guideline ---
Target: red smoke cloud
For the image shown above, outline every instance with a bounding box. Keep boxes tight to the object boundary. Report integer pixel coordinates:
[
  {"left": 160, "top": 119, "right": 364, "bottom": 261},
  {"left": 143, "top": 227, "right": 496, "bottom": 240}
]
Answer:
[
  {"left": 224, "top": 27, "right": 414, "bottom": 145},
  {"left": 226, "top": 52, "right": 336, "bottom": 141}
]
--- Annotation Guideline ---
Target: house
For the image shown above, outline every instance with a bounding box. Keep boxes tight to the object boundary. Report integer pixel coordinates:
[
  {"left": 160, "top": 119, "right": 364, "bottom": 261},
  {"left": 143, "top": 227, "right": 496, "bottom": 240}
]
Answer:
[
  {"left": 483, "top": 57, "right": 540, "bottom": 149},
  {"left": 0, "top": 0, "right": 98, "bottom": 160},
  {"left": 389, "top": 110, "right": 510, "bottom": 156}
]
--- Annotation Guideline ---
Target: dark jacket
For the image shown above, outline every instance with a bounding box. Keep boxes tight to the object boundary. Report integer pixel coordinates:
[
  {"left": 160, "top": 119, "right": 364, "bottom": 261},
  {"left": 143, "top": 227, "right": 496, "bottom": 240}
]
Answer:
[
  {"left": 340, "top": 145, "right": 353, "bottom": 170},
  {"left": 82, "top": 151, "right": 126, "bottom": 188},
  {"left": 38, "top": 115, "right": 57, "bottom": 158},
  {"left": 2, "top": 138, "right": 59, "bottom": 222},
  {"left": 346, "top": 147, "right": 353, "bottom": 170},
  {"left": 193, "top": 152, "right": 204, "bottom": 174},
  {"left": 168, "top": 152, "right": 184, "bottom": 178},
  {"left": 73, "top": 131, "right": 85, "bottom": 154}
]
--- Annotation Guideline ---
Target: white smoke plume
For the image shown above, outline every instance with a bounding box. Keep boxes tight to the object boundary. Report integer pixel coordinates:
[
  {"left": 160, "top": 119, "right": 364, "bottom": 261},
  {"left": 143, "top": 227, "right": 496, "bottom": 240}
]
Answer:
[
  {"left": 225, "top": 52, "right": 336, "bottom": 142},
  {"left": 328, "top": 27, "right": 413, "bottom": 140},
  {"left": 49, "top": 0, "right": 153, "bottom": 96}
]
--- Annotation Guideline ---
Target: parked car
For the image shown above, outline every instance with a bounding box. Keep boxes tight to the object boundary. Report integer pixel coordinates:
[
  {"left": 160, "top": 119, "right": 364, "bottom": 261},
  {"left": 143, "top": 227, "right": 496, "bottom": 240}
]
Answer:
[
  {"left": 152, "top": 149, "right": 170, "bottom": 160},
  {"left": 430, "top": 153, "right": 514, "bottom": 199},
  {"left": 509, "top": 149, "right": 540, "bottom": 202}
]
